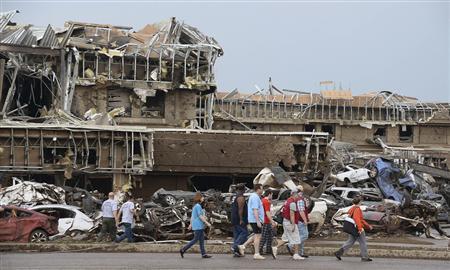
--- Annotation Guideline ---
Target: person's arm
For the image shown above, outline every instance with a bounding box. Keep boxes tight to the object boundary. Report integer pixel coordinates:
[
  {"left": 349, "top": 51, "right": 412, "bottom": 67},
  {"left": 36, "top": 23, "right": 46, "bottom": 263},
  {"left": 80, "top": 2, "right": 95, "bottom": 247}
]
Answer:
[
  {"left": 353, "top": 208, "right": 365, "bottom": 232},
  {"left": 289, "top": 209, "right": 296, "bottom": 232},
  {"left": 237, "top": 196, "right": 245, "bottom": 225},
  {"left": 298, "top": 200, "right": 308, "bottom": 224},
  {"left": 253, "top": 208, "right": 261, "bottom": 228},
  {"left": 199, "top": 213, "right": 211, "bottom": 227},
  {"left": 112, "top": 203, "right": 119, "bottom": 225},
  {"left": 299, "top": 211, "right": 308, "bottom": 225},
  {"left": 116, "top": 207, "right": 122, "bottom": 226}
]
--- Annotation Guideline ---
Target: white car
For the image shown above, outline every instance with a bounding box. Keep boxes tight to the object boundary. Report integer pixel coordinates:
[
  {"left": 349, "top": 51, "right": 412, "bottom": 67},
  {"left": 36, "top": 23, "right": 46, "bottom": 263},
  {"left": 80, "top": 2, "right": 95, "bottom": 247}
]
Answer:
[
  {"left": 335, "top": 165, "right": 373, "bottom": 184},
  {"left": 30, "top": 204, "right": 96, "bottom": 235}
]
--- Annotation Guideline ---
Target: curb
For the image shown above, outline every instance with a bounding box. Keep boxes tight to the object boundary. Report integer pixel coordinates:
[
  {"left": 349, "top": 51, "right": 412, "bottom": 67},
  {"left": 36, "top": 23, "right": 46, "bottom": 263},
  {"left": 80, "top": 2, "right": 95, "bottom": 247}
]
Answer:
[{"left": 0, "top": 243, "right": 448, "bottom": 260}]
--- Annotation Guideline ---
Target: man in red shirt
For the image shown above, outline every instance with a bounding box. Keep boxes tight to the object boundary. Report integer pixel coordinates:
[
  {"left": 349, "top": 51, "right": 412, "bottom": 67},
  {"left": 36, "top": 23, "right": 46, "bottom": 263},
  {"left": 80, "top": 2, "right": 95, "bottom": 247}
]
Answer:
[
  {"left": 335, "top": 196, "right": 373, "bottom": 262},
  {"left": 258, "top": 189, "right": 277, "bottom": 259}
]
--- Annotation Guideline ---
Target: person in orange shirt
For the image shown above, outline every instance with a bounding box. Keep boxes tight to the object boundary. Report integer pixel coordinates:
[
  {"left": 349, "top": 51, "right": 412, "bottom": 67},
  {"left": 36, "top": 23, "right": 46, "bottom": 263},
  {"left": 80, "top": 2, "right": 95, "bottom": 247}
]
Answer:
[{"left": 335, "top": 196, "right": 373, "bottom": 262}]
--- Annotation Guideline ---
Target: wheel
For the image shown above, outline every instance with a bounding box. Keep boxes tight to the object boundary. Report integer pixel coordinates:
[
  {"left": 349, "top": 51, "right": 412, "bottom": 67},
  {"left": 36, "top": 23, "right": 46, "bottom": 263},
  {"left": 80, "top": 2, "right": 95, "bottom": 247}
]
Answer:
[
  {"left": 29, "top": 229, "right": 48, "bottom": 243},
  {"left": 163, "top": 195, "right": 177, "bottom": 206},
  {"left": 344, "top": 178, "right": 352, "bottom": 187},
  {"left": 368, "top": 167, "right": 379, "bottom": 178}
]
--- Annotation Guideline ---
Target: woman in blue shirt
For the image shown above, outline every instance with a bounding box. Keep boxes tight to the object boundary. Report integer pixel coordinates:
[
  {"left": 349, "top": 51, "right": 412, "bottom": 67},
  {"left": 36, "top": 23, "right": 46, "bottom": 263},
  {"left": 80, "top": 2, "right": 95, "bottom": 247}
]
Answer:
[{"left": 180, "top": 192, "right": 212, "bottom": 258}]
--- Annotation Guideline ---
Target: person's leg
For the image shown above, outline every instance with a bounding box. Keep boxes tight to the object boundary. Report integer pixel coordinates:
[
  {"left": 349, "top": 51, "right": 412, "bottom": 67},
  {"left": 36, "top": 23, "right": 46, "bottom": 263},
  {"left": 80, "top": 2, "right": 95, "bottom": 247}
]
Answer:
[
  {"left": 115, "top": 223, "right": 130, "bottom": 243},
  {"left": 198, "top": 230, "right": 206, "bottom": 256},
  {"left": 232, "top": 225, "right": 239, "bottom": 252},
  {"left": 336, "top": 234, "right": 357, "bottom": 257},
  {"left": 238, "top": 225, "right": 248, "bottom": 245},
  {"left": 99, "top": 219, "right": 108, "bottom": 241},
  {"left": 253, "top": 233, "right": 262, "bottom": 255},
  {"left": 294, "top": 244, "right": 299, "bottom": 255},
  {"left": 125, "top": 223, "right": 133, "bottom": 243},
  {"left": 110, "top": 220, "right": 117, "bottom": 242},
  {"left": 265, "top": 225, "right": 274, "bottom": 254},
  {"left": 299, "top": 222, "right": 309, "bottom": 256},
  {"left": 259, "top": 224, "right": 268, "bottom": 254},
  {"left": 357, "top": 231, "right": 369, "bottom": 259},
  {"left": 243, "top": 234, "right": 254, "bottom": 247},
  {"left": 182, "top": 230, "right": 200, "bottom": 252}
]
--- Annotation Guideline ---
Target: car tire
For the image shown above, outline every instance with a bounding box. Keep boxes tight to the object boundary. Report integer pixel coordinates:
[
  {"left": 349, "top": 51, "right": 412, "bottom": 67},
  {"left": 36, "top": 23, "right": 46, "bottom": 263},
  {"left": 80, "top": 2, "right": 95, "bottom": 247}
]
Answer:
[
  {"left": 163, "top": 195, "right": 177, "bottom": 206},
  {"left": 368, "top": 167, "right": 379, "bottom": 179},
  {"left": 30, "top": 229, "right": 49, "bottom": 243}
]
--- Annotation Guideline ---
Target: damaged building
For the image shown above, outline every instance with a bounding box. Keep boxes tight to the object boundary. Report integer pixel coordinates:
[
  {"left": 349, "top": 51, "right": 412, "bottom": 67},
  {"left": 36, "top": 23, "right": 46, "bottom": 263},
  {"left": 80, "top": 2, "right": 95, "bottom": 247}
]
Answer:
[
  {"left": 214, "top": 79, "right": 450, "bottom": 169},
  {"left": 0, "top": 10, "right": 329, "bottom": 197}
]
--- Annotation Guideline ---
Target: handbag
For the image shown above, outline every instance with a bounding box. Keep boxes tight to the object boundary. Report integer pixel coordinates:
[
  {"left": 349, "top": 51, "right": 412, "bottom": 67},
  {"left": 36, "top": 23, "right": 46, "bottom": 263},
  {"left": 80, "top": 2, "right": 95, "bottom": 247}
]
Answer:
[{"left": 343, "top": 207, "right": 359, "bottom": 237}]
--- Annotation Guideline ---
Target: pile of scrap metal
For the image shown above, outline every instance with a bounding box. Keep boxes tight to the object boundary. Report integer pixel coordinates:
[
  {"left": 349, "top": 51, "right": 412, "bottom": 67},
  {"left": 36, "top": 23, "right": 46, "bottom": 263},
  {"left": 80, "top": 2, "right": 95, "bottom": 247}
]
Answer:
[
  {"left": 0, "top": 178, "right": 65, "bottom": 207},
  {"left": 324, "top": 141, "right": 450, "bottom": 239},
  {"left": 129, "top": 188, "right": 229, "bottom": 241}
]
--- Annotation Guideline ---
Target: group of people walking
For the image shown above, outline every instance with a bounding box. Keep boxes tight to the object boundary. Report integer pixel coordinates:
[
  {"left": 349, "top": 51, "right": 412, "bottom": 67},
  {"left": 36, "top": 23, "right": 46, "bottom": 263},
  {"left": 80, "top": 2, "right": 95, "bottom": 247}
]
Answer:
[
  {"left": 99, "top": 192, "right": 137, "bottom": 243},
  {"left": 99, "top": 184, "right": 372, "bottom": 262},
  {"left": 179, "top": 183, "right": 373, "bottom": 262}
]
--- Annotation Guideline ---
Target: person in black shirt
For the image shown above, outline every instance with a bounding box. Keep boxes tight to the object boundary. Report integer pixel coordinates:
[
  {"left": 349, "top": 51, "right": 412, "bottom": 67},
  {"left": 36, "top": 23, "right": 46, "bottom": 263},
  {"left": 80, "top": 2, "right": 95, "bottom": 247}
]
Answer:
[{"left": 231, "top": 184, "right": 248, "bottom": 257}]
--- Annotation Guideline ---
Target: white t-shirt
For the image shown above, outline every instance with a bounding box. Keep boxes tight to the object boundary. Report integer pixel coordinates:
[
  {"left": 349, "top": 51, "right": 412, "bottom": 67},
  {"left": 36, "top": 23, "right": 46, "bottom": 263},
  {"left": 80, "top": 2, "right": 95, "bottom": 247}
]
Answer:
[
  {"left": 120, "top": 201, "right": 135, "bottom": 224},
  {"left": 101, "top": 199, "right": 118, "bottom": 218}
]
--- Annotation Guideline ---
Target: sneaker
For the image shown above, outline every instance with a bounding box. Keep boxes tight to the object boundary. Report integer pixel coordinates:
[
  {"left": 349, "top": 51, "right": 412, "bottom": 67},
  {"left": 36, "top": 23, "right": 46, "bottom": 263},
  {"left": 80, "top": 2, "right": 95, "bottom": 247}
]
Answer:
[
  {"left": 271, "top": 247, "right": 277, "bottom": 259},
  {"left": 286, "top": 245, "right": 294, "bottom": 256},
  {"left": 293, "top": 254, "right": 305, "bottom": 260},
  {"left": 233, "top": 251, "right": 242, "bottom": 257},
  {"left": 179, "top": 249, "right": 184, "bottom": 259},
  {"left": 253, "top": 254, "right": 266, "bottom": 260},
  {"left": 361, "top": 258, "right": 373, "bottom": 262},
  {"left": 334, "top": 251, "right": 342, "bottom": 261},
  {"left": 202, "top": 254, "right": 212, "bottom": 259},
  {"left": 301, "top": 254, "right": 309, "bottom": 258},
  {"left": 238, "top": 245, "right": 245, "bottom": 256}
]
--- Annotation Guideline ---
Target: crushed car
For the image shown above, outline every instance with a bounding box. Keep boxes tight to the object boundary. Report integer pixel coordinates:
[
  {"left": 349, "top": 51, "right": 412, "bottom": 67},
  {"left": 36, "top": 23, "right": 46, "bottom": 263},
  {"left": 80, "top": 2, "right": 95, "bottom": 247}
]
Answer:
[
  {"left": 30, "top": 204, "right": 100, "bottom": 236},
  {"left": 0, "top": 205, "right": 58, "bottom": 242},
  {"left": 333, "top": 165, "right": 377, "bottom": 185},
  {"left": 0, "top": 178, "right": 66, "bottom": 207}
]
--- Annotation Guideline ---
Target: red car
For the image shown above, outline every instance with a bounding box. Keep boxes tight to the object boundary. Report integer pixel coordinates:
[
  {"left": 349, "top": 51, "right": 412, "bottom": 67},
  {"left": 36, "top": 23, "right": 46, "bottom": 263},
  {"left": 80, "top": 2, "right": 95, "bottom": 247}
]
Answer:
[{"left": 0, "top": 205, "right": 58, "bottom": 242}]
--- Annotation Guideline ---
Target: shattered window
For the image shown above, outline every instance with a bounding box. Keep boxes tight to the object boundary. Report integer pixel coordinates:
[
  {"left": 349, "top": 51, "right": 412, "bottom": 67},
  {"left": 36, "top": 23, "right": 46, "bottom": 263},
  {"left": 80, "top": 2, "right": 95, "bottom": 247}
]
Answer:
[
  {"left": 0, "top": 209, "right": 14, "bottom": 219},
  {"left": 16, "top": 210, "right": 32, "bottom": 218}
]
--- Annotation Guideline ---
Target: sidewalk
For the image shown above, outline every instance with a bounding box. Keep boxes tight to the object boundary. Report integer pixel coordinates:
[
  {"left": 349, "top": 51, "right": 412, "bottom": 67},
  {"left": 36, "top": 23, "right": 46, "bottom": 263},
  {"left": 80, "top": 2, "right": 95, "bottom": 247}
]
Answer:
[{"left": 0, "top": 238, "right": 448, "bottom": 260}]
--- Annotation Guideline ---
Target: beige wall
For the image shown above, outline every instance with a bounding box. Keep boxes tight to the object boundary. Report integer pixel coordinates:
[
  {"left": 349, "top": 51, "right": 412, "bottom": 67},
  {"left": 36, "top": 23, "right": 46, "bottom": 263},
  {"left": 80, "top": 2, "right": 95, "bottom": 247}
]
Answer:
[{"left": 419, "top": 126, "right": 447, "bottom": 144}]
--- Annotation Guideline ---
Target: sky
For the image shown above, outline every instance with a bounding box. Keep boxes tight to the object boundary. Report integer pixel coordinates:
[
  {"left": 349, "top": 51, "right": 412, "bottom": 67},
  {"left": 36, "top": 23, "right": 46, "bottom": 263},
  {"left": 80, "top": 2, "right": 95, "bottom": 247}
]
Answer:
[{"left": 1, "top": 0, "right": 449, "bottom": 101}]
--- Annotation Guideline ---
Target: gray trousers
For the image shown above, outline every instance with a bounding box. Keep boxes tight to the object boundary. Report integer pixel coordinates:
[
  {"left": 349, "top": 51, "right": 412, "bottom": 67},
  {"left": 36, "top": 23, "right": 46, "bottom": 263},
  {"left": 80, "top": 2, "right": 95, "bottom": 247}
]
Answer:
[{"left": 339, "top": 231, "right": 368, "bottom": 258}]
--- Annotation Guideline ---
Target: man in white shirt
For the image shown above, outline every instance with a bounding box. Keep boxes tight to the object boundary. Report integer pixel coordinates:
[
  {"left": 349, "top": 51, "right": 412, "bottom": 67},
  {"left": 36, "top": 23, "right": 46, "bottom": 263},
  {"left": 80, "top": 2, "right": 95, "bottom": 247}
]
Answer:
[
  {"left": 115, "top": 195, "right": 136, "bottom": 243},
  {"left": 99, "top": 192, "right": 118, "bottom": 241}
]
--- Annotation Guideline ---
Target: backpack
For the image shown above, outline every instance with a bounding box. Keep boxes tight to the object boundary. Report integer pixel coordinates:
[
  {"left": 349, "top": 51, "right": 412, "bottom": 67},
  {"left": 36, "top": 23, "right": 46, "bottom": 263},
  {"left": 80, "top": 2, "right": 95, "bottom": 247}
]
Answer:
[{"left": 343, "top": 206, "right": 359, "bottom": 237}]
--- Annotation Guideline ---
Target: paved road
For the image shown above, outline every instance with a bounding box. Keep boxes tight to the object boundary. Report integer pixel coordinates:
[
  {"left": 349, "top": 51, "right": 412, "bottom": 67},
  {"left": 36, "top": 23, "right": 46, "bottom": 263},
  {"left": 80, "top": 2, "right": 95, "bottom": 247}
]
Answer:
[{"left": 0, "top": 253, "right": 448, "bottom": 270}]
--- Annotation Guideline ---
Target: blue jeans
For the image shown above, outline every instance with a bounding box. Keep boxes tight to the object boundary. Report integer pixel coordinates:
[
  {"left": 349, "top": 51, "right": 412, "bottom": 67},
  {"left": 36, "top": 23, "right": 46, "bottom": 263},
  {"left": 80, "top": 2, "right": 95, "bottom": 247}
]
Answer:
[
  {"left": 232, "top": 224, "right": 248, "bottom": 252},
  {"left": 115, "top": 223, "right": 133, "bottom": 243},
  {"left": 298, "top": 222, "right": 309, "bottom": 256},
  {"left": 182, "top": 230, "right": 206, "bottom": 256}
]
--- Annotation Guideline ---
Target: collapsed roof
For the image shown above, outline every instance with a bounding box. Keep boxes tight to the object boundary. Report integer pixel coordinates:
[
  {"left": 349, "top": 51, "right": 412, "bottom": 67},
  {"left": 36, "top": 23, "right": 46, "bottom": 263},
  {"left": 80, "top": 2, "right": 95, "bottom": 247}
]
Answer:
[{"left": 0, "top": 10, "right": 223, "bottom": 118}]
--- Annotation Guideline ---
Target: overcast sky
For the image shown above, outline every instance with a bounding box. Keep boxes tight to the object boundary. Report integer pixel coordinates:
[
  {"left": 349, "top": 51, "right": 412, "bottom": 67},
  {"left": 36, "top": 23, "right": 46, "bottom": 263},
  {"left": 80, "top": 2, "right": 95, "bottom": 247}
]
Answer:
[{"left": 1, "top": 0, "right": 449, "bottom": 101}]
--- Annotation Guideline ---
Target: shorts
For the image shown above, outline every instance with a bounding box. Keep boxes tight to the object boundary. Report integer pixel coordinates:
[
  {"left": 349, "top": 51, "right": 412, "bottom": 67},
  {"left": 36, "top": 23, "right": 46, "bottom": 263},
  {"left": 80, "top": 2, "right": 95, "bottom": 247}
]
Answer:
[
  {"left": 281, "top": 219, "right": 300, "bottom": 245},
  {"left": 250, "top": 223, "right": 262, "bottom": 234}
]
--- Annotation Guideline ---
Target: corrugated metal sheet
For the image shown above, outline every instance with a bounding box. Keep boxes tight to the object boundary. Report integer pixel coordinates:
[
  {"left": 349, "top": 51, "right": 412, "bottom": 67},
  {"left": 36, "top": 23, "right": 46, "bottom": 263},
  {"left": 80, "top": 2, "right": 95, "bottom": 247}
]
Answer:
[
  {"left": 0, "top": 10, "right": 19, "bottom": 33},
  {"left": 39, "top": 24, "right": 59, "bottom": 47},
  {"left": 1, "top": 27, "right": 37, "bottom": 46}
]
